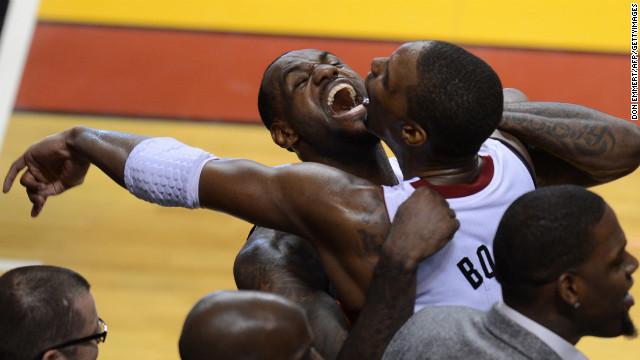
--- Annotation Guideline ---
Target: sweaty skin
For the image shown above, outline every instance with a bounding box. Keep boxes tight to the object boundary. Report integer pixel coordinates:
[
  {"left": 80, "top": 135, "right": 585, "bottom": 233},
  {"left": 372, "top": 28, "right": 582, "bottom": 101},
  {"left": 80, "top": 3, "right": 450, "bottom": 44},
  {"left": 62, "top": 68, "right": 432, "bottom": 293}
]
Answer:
[{"left": 234, "top": 49, "right": 401, "bottom": 359}]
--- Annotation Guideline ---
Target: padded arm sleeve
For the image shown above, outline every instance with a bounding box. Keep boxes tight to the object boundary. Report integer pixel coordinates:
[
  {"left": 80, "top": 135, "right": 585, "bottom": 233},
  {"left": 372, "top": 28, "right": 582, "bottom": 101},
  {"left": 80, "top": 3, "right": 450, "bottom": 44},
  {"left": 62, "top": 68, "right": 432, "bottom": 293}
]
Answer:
[{"left": 124, "top": 137, "right": 219, "bottom": 209}]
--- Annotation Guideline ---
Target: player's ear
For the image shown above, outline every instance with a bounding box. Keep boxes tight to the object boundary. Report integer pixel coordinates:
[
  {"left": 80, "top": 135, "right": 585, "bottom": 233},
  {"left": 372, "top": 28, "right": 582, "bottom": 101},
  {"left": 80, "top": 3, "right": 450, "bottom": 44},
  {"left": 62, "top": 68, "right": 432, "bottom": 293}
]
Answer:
[
  {"left": 401, "top": 120, "right": 427, "bottom": 146},
  {"left": 271, "top": 120, "right": 299, "bottom": 151},
  {"left": 557, "top": 272, "right": 581, "bottom": 308}
]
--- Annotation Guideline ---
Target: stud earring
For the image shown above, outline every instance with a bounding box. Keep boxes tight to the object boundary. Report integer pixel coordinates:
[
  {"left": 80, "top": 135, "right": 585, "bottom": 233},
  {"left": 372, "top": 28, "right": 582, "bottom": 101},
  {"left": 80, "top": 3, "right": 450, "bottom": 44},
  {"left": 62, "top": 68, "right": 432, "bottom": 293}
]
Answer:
[{"left": 573, "top": 302, "right": 581, "bottom": 309}]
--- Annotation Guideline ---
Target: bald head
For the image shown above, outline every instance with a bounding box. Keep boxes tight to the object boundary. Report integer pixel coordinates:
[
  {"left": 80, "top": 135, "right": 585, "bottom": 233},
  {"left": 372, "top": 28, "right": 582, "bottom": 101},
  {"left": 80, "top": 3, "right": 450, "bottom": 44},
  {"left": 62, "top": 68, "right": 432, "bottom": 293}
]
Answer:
[{"left": 179, "top": 290, "right": 320, "bottom": 360}]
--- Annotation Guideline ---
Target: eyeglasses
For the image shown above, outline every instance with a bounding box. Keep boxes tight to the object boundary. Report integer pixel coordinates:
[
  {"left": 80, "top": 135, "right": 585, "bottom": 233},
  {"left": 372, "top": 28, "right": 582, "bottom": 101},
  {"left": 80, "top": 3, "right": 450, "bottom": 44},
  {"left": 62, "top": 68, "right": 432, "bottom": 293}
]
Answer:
[{"left": 48, "top": 318, "right": 108, "bottom": 351}]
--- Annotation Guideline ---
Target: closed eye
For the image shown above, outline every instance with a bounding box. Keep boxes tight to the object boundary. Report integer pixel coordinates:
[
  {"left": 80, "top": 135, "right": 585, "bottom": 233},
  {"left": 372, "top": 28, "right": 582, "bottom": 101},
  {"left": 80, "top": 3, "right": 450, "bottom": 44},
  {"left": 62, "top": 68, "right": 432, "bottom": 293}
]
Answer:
[{"left": 296, "top": 76, "right": 309, "bottom": 88}]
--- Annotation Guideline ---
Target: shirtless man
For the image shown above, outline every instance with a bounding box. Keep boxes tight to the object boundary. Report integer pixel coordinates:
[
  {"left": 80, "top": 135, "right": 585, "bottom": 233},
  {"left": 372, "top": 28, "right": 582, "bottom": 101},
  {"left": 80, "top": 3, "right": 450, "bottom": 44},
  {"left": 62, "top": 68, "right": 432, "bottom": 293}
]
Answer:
[{"left": 234, "top": 49, "right": 403, "bottom": 358}]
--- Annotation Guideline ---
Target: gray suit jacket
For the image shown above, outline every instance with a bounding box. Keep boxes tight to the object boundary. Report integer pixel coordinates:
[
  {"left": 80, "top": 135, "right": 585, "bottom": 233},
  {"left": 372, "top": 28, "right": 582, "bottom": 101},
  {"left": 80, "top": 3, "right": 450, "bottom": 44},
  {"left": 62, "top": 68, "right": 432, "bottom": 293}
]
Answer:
[{"left": 382, "top": 304, "right": 563, "bottom": 359}]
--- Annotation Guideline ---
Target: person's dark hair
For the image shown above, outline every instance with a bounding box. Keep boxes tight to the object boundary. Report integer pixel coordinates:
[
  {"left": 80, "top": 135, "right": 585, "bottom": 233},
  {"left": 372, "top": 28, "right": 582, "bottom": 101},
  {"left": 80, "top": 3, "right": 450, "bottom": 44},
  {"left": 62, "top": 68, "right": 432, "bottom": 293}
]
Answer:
[
  {"left": 257, "top": 53, "right": 287, "bottom": 130},
  {"left": 406, "top": 41, "right": 503, "bottom": 158},
  {"left": 0, "top": 265, "right": 91, "bottom": 360},
  {"left": 494, "top": 185, "right": 606, "bottom": 303}
]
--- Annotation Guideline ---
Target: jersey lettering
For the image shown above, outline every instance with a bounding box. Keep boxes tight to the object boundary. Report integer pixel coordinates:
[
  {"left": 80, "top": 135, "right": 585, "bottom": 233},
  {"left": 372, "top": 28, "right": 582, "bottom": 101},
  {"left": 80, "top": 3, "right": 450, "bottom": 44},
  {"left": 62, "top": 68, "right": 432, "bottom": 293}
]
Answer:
[
  {"left": 457, "top": 257, "right": 483, "bottom": 289},
  {"left": 477, "top": 245, "right": 495, "bottom": 279},
  {"left": 457, "top": 245, "right": 496, "bottom": 289}
]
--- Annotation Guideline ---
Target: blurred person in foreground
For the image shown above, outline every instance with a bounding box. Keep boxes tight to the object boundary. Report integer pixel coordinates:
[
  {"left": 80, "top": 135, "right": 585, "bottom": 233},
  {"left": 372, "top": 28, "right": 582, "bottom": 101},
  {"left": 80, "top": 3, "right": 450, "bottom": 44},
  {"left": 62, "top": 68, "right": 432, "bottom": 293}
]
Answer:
[{"left": 0, "top": 265, "right": 107, "bottom": 360}]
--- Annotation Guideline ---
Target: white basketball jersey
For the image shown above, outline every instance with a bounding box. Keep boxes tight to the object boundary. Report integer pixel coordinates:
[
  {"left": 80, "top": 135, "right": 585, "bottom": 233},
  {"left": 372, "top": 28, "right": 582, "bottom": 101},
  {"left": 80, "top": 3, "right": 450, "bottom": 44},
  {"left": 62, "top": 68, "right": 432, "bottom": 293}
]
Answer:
[{"left": 382, "top": 138, "right": 535, "bottom": 312}]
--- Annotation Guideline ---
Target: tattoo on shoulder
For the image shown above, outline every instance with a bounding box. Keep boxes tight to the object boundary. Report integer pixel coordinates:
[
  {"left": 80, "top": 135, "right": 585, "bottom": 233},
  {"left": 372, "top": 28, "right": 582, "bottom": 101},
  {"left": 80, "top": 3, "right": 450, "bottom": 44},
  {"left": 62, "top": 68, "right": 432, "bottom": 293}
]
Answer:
[{"left": 355, "top": 195, "right": 389, "bottom": 258}]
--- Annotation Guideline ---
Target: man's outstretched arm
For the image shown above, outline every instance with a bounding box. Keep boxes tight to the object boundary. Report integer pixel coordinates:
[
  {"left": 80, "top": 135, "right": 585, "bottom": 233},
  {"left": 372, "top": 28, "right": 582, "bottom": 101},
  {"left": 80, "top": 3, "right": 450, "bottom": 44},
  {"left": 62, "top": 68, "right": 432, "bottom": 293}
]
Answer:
[
  {"left": 3, "top": 125, "right": 349, "bottom": 232},
  {"left": 501, "top": 90, "right": 640, "bottom": 187}
]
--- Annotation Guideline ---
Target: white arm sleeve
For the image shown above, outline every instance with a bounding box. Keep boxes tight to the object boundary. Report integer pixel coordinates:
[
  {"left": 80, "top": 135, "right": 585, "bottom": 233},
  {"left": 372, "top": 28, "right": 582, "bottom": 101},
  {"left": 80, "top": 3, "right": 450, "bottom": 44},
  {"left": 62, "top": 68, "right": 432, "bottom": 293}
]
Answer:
[{"left": 124, "top": 137, "right": 219, "bottom": 209}]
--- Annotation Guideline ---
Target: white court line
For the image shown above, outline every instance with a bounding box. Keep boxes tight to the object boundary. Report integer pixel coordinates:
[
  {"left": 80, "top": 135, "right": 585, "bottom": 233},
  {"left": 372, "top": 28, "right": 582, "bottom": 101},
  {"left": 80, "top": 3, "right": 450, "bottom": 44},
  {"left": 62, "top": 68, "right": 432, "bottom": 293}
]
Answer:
[
  {"left": 0, "top": 258, "right": 43, "bottom": 272},
  {"left": 0, "top": 0, "right": 40, "bottom": 152}
]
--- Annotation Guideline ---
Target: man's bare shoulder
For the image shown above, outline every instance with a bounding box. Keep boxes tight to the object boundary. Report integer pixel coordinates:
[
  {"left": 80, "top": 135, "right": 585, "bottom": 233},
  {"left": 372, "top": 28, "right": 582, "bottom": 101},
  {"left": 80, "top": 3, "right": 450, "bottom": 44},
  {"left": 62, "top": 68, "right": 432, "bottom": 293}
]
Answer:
[
  {"left": 271, "top": 162, "right": 384, "bottom": 211},
  {"left": 284, "top": 162, "right": 378, "bottom": 186}
]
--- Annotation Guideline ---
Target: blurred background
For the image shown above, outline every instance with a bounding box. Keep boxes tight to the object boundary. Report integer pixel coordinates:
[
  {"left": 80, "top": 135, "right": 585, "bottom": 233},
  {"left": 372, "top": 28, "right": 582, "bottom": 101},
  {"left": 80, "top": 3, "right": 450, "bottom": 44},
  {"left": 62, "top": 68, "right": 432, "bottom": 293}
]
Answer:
[{"left": 0, "top": 1, "right": 638, "bottom": 359}]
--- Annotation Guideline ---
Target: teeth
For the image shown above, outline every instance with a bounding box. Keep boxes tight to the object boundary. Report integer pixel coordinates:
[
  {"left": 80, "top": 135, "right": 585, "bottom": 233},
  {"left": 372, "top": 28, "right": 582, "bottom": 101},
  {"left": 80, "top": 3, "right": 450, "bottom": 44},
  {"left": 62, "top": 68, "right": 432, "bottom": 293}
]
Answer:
[
  {"left": 330, "top": 104, "right": 365, "bottom": 119},
  {"left": 344, "top": 104, "right": 364, "bottom": 116},
  {"left": 327, "top": 83, "right": 356, "bottom": 107}
]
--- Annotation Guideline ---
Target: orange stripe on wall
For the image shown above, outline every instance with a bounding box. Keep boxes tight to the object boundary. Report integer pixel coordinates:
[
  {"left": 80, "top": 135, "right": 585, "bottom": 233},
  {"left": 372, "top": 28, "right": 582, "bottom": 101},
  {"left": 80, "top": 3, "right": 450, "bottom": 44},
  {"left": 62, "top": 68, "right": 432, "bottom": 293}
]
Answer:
[
  {"left": 475, "top": 48, "right": 628, "bottom": 119},
  {"left": 15, "top": 23, "right": 631, "bottom": 123}
]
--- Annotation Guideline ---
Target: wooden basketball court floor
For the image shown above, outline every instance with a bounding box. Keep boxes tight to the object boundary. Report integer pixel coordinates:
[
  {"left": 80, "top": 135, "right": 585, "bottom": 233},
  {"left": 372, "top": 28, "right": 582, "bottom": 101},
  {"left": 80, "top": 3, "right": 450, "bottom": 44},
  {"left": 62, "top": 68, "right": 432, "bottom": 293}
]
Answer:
[{"left": 1, "top": 112, "right": 639, "bottom": 359}]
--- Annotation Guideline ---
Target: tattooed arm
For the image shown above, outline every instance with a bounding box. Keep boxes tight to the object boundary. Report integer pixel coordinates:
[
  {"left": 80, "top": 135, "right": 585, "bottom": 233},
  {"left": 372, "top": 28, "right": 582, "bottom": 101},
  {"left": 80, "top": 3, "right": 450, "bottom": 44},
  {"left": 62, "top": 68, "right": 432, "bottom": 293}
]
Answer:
[
  {"left": 501, "top": 98, "right": 640, "bottom": 187},
  {"left": 234, "top": 226, "right": 349, "bottom": 360}
]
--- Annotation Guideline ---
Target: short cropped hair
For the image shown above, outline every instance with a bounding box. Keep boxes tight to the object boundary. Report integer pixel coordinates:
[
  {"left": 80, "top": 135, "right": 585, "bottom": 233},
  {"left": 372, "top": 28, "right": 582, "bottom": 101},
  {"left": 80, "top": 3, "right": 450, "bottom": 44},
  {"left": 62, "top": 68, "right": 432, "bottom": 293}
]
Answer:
[
  {"left": 407, "top": 41, "right": 503, "bottom": 159},
  {"left": 0, "top": 265, "right": 91, "bottom": 360},
  {"left": 494, "top": 185, "right": 606, "bottom": 303},
  {"left": 257, "top": 53, "right": 287, "bottom": 130}
]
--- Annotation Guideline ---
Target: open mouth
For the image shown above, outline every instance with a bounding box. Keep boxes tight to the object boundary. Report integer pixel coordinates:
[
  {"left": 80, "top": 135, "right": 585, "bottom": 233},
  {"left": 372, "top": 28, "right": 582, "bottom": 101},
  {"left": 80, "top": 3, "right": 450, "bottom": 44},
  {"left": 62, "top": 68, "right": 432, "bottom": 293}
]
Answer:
[{"left": 326, "top": 83, "right": 366, "bottom": 120}]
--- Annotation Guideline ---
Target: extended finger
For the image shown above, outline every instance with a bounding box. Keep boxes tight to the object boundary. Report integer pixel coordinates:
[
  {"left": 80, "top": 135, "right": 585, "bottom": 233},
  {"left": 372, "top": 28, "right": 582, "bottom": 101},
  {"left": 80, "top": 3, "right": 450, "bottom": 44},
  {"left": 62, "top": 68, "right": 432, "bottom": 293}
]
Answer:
[
  {"left": 3, "top": 157, "right": 26, "bottom": 193},
  {"left": 31, "top": 202, "right": 45, "bottom": 217},
  {"left": 26, "top": 189, "right": 46, "bottom": 217}
]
